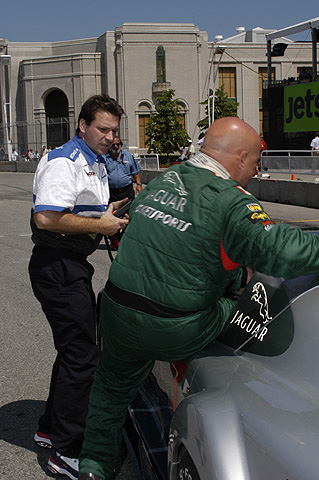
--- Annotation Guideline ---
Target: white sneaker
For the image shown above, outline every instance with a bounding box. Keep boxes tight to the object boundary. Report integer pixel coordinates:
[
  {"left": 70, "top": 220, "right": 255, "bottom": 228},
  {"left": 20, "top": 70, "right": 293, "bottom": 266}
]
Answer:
[
  {"left": 48, "top": 448, "right": 79, "bottom": 480},
  {"left": 34, "top": 431, "right": 52, "bottom": 449}
]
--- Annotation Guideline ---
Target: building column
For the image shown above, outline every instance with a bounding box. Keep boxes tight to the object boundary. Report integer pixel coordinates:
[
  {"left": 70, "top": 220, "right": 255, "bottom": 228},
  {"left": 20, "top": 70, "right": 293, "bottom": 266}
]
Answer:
[{"left": 34, "top": 107, "right": 47, "bottom": 152}]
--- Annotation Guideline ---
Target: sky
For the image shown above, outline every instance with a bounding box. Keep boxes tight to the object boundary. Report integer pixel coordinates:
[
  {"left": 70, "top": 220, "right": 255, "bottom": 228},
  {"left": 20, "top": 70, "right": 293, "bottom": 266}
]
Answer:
[{"left": 2, "top": 0, "right": 318, "bottom": 43}]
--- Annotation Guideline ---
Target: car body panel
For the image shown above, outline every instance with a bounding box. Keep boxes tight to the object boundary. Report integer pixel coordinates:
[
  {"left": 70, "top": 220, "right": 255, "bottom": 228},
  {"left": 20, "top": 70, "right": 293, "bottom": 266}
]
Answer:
[{"left": 124, "top": 271, "right": 319, "bottom": 479}]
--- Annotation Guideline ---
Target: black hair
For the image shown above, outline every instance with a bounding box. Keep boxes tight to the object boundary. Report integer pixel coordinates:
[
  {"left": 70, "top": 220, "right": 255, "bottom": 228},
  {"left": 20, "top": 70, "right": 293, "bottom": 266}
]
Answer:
[
  {"left": 113, "top": 135, "right": 123, "bottom": 147},
  {"left": 76, "top": 94, "right": 124, "bottom": 134}
]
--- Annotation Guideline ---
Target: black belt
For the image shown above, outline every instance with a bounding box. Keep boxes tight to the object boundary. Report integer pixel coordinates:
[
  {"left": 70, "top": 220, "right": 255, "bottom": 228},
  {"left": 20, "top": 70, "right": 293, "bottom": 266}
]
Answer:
[
  {"left": 33, "top": 245, "right": 87, "bottom": 260},
  {"left": 105, "top": 281, "right": 195, "bottom": 318},
  {"left": 109, "top": 183, "right": 132, "bottom": 193}
]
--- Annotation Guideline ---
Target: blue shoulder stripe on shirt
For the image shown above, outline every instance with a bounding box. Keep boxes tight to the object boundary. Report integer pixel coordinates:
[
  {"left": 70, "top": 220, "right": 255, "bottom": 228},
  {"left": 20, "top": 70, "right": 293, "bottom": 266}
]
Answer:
[
  {"left": 34, "top": 204, "right": 69, "bottom": 213},
  {"left": 48, "top": 139, "right": 81, "bottom": 163},
  {"left": 33, "top": 203, "right": 108, "bottom": 214},
  {"left": 73, "top": 205, "right": 108, "bottom": 214}
]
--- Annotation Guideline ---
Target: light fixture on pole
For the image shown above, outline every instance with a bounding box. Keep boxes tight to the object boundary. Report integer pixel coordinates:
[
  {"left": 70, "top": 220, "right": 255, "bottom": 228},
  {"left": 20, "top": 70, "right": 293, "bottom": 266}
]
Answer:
[{"left": 0, "top": 55, "right": 12, "bottom": 160}]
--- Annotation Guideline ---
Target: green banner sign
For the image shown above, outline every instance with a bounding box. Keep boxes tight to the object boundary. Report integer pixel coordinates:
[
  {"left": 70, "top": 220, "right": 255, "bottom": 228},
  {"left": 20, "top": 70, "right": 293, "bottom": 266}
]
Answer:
[{"left": 284, "top": 82, "right": 319, "bottom": 132}]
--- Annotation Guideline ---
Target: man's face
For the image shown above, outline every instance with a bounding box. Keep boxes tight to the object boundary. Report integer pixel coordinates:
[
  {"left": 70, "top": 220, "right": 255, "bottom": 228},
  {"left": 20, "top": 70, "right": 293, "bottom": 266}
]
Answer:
[
  {"left": 79, "top": 110, "right": 119, "bottom": 156},
  {"left": 109, "top": 137, "right": 121, "bottom": 158}
]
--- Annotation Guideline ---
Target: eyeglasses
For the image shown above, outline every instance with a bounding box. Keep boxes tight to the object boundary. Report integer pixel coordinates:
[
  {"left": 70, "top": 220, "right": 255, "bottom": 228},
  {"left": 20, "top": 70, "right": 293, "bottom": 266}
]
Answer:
[{"left": 112, "top": 143, "right": 120, "bottom": 147}]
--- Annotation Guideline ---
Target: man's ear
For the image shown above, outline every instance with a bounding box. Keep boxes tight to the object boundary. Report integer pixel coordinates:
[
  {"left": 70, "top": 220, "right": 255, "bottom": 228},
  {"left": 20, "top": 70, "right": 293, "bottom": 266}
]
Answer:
[
  {"left": 78, "top": 118, "right": 87, "bottom": 135},
  {"left": 239, "top": 150, "right": 248, "bottom": 169}
]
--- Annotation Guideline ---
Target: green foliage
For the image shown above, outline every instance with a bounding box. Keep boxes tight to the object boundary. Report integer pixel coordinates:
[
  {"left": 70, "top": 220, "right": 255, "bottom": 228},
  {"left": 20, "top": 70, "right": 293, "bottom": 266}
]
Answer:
[
  {"left": 145, "top": 89, "right": 189, "bottom": 161},
  {"left": 197, "top": 85, "right": 239, "bottom": 138}
]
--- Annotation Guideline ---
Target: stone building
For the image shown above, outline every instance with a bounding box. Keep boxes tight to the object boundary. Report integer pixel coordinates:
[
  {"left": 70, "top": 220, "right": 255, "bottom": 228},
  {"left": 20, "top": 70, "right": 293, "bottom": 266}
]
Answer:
[
  {"left": 213, "top": 25, "right": 317, "bottom": 135},
  {"left": 0, "top": 21, "right": 317, "bottom": 159}
]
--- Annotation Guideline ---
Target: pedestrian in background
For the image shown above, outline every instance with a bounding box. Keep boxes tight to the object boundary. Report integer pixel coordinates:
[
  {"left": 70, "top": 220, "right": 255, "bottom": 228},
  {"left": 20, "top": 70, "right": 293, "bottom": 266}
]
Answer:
[
  {"left": 104, "top": 136, "right": 142, "bottom": 250},
  {"left": 184, "top": 138, "right": 195, "bottom": 159},
  {"left": 28, "top": 148, "right": 35, "bottom": 161},
  {"left": 310, "top": 132, "right": 319, "bottom": 173},
  {"left": 104, "top": 136, "right": 142, "bottom": 202},
  {"left": 311, "top": 132, "right": 319, "bottom": 155},
  {"left": 10, "top": 148, "right": 19, "bottom": 161}
]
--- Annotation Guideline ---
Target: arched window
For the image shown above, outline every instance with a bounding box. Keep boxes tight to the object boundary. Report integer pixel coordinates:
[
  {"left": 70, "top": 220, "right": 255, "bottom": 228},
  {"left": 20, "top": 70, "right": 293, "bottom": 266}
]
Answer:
[
  {"left": 137, "top": 101, "right": 153, "bottom": 148},
  {"left": 177, "top": 100, "right": 188, "bottom": 129},
  {"left": 45, "top": 90, "right": 69, "bottom": 148}
]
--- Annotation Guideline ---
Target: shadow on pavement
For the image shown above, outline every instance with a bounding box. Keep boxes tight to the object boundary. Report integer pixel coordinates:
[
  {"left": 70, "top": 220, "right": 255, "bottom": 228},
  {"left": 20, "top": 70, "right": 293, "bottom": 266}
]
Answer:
[
  {"left": 0, "top": 399, "right": 55, "bottom": 477},
  {"left": 0, "top": 399, "right": 133, "bottom": 479}
]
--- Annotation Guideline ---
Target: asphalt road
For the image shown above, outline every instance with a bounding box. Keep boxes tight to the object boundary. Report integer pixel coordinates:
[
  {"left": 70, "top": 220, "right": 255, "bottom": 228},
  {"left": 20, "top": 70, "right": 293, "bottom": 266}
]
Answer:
[{"left": 1, "top": 172, "right": 319, "bottom": 480}]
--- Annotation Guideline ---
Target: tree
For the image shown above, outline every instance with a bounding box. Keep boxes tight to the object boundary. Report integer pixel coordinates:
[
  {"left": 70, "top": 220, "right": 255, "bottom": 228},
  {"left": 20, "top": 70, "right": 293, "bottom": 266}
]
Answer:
[
  {"left": 197, "top": 85, "right": 239, "bottom": 138},
  {"left": 145, "top": 89, "right": 189, "bottom": 162}
]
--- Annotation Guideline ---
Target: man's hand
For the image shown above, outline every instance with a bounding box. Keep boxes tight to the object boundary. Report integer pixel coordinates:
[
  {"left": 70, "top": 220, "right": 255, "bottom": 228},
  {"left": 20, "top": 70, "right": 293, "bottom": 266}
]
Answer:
[
  {"left": 98, "top": 203, "right": 129, "bottom": 236},
  {"left": 34, "top": 205, "right": 129, "bottom": 237},
  {"left": 133, "top": 173, "right": 143, "bottom": 195},
  {"left": 111, "top": 197, "right": 129, "bottom": 212}
]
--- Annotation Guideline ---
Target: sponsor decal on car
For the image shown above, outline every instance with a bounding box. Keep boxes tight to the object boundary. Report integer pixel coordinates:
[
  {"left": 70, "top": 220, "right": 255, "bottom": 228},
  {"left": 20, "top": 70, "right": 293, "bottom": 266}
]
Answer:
[
  {"left": 251, "top": 282, "right": 273, "bottom": 323},
  {"left": 229, "top": 281, "right": 272, "bottom": 342}
]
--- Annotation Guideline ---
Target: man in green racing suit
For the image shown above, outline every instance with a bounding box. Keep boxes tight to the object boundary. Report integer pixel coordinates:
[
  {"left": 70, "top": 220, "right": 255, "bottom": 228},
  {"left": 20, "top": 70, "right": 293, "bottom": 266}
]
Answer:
[{"left": 79, "top": 117, "right": 319, "bottom": 480}]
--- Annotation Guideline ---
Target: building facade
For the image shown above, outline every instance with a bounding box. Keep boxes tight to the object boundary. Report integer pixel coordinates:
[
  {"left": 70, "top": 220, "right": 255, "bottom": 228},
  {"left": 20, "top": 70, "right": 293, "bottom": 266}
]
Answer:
[
  {"left": 0, "top": 22, "right": 317, "bottom": 159},
  {"left": 213, "top": 26, "right": 317, "bottom": 136}
]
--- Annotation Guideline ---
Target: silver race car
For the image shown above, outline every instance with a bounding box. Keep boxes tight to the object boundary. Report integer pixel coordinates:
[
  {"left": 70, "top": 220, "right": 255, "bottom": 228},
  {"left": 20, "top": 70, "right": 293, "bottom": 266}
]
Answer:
[{"left": 124, "top": 271, "right": 319, "bottom": 480}]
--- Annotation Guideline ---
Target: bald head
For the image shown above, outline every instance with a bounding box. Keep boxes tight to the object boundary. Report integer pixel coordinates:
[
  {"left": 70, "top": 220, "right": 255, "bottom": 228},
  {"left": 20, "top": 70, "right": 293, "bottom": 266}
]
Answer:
[{"left": 200, "top": 117, "right": 261, "bottom": 186}]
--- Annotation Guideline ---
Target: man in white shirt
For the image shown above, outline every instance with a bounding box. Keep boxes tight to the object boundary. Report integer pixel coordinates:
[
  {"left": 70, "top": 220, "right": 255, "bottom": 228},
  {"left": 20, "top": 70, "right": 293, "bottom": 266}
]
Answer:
[
  {"left": 29, "top": 94, "right": 128, "bottom": 480},
  {"left": 311, "top": 133, "right": 319, "bottom": 154},
  {"left": 185, "top": 139, "right": 195, "bottom": 159},
  {"left": 10, "top": 148, "right": 19, "bottom": 161}
]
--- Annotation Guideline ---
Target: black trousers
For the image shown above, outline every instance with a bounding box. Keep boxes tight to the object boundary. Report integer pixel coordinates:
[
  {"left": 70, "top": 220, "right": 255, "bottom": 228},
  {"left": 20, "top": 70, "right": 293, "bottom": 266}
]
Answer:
[
  {"left": 109, "top": 183, "right": 135, "bottom": 202},
  {"left": 28, "top": 246, "right": 100, "bottom": 457}
]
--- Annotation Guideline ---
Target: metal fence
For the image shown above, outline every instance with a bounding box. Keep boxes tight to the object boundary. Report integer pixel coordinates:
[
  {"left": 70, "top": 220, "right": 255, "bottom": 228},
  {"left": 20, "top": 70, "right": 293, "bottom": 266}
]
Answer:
[
  {"left": 136, "top": 151, "right": 319, "bottom": 173},
  {"left": 260, "top": 150, "right": 319, "bottom": 174},
  {"left": 136, "top": 154, "right": 160, "bottom": 170},
  {"left": 0, "top": 118, "right": 74, "bottom": 161}
]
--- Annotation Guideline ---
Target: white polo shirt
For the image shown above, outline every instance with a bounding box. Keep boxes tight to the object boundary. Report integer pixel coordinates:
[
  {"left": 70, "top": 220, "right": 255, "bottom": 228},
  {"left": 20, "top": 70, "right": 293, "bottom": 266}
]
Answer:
[
  {"left": 33, "top": 135, "right": 109, "bottom": 216},
  {"left": 31, "top": 135, "right": 110, "bottom": 256}
]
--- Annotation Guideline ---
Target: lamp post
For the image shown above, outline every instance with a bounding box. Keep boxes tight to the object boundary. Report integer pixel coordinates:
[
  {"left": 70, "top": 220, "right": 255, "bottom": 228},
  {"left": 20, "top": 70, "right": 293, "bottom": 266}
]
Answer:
[
  {"left": 207, "top": 44, "right": 226, "bottom": 126},
  {"left": 0, "top": 55, "right": 12, "bottom": 160}
]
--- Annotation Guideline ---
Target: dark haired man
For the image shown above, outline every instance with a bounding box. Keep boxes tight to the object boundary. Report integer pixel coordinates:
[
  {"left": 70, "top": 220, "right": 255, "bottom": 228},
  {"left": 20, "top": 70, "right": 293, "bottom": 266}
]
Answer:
[
  {"left": 105, "top": 136, "right": 142, "bottom": 203},
  {"left": 104, "top": 136, "right": 142, "bottom": 249},
  {"left": 29, "top": 94, "right": 128, "bottom": 480}
]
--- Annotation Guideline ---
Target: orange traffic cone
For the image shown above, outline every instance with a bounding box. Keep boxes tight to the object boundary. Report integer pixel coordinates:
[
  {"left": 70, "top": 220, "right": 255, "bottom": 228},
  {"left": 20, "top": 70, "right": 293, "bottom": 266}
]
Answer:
[{"left": 291, "top": 173, "right": 296, "bottom": 180}]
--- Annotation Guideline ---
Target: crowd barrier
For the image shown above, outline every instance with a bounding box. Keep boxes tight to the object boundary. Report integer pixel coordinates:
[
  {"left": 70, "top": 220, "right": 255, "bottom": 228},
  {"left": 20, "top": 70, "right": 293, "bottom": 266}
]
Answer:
[{"left": 261, "top": 150, "right": 319, "bottom": 174}]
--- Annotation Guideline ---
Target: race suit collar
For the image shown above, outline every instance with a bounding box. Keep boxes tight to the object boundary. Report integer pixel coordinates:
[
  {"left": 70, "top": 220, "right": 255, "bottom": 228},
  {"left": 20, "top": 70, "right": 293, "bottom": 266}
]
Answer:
[
  {"left": 187, "top": 152, "right": 231, "bottom": 180},
  {"left": 73, "top": 135, "right": 105, "bottom": 166}
]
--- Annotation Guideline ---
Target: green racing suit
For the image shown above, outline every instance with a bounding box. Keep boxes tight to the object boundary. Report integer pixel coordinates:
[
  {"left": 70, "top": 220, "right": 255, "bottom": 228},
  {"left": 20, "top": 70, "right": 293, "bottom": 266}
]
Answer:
[{"left": 80, "top": 153, "right": 319, "bottom": 479}]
